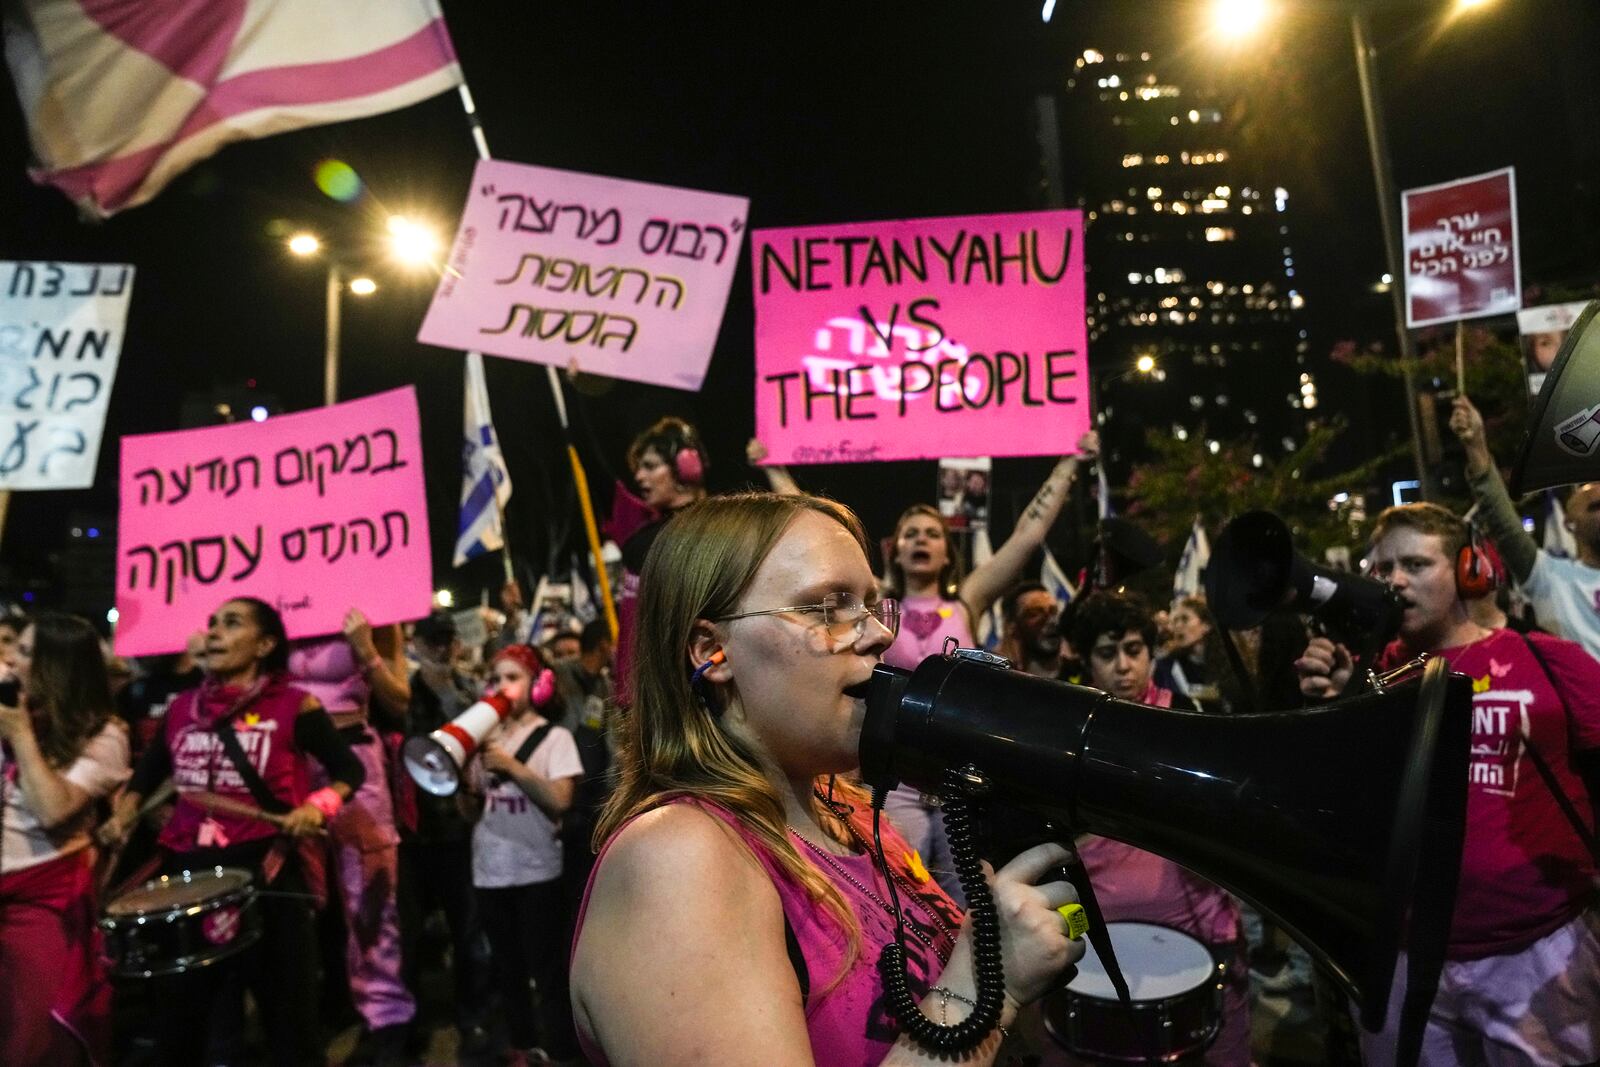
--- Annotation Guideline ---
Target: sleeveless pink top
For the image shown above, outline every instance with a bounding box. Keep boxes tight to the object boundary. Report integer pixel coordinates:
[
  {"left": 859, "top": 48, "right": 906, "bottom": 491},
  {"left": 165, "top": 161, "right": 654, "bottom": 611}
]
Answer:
[
  {"left": 159, "top": 675, "right": 312, "bottom": 852},
  {"left": 287, "top": 636, "right": 369, "bottom": 722},
  {"left": 883, "top": 594, "right": 973, "bottom": 671},
  {"left": 573, "top": 798, "right": 962, "bottom": 1066}
]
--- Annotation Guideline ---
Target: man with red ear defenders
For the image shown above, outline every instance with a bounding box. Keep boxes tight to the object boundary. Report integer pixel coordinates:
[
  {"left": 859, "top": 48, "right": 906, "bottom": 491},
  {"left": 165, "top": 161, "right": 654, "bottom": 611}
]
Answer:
[{"left": 1296, "top": 503, "right": 1600, "bottom": 1067}]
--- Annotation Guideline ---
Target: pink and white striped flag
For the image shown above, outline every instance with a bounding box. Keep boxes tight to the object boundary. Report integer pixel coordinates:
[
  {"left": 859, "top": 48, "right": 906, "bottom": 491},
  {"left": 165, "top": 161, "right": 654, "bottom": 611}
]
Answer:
[{"left": 6, "top": 0, "right": 463, "bottom": 218}]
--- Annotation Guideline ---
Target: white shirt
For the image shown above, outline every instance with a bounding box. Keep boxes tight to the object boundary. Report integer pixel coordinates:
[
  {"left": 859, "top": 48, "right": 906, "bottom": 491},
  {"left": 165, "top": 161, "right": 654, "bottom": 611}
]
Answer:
[
  {"left": 1523, "top": 552, "right": 1600, "bottom": 662},
  {"left": 2, "top": 719, "right": 130, "bottom": 873},
  {"left": 469, "top": 714, "right": 583, "bottom": 888}
]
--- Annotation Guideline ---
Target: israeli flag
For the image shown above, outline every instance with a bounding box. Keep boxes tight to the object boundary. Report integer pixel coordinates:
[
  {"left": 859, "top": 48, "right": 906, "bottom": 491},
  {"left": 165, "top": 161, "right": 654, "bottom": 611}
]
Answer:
[
  {"left": 1544, "top": 490, "right": 1578, "bottom": 559},
  {"left": 1096, "top": 459, "right": 1114, "bottom": 520},
  {"left": 453, "top": 352, "right": 512, "bottom": 567},
  {"left": 1173, "top": 516, "right": 1210, "bottom": 601},
  {"left": 1041, "top": 545, "right": 1077, "bottom": 607}
]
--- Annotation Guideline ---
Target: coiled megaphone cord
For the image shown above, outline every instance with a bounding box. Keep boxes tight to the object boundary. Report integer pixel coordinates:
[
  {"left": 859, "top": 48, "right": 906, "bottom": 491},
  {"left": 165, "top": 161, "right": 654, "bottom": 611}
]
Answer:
[{"left": 872, "top": 775, "right": 1004, "bottom": 1054}]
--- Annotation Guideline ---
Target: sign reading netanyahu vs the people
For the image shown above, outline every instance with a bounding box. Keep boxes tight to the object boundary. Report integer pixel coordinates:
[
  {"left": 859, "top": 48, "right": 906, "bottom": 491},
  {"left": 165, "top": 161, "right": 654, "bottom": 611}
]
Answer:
[
  {"left": 751, "top": 210, "right": 1090, "bottom": 465},
  {"left": 0, "top": 261, "right": 134, "bottom": 490},
  {"left": 1402, "top": 167, "right": 1520, "bottom": 329},
  {"left": 115, "top": 388, "right": 432, "bottom": 656},
  {"left": 419, "top": 159, "right": 749, "bottom": 391}
]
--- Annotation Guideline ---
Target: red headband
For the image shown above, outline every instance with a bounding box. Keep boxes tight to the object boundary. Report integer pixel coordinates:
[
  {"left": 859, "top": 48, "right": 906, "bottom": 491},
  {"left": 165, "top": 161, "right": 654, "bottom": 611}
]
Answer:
[{"left": 492, "top": 643, "right": 544, "bottom": 677}]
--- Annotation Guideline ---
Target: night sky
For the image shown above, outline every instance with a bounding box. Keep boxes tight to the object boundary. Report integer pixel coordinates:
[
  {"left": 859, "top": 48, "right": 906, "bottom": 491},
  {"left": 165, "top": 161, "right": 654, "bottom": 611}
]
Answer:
[{"left": 2, "top": 0, "right": 1595, "bottom": 620}]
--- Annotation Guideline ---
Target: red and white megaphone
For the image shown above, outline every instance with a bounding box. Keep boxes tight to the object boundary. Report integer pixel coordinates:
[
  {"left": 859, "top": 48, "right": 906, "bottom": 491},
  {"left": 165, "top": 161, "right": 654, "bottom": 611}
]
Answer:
[
  {"left": 404, "top": 692, "right": 515, "bottom": 797},
  {"left": 403, "top": 667, "right": 559, "bottom": 797}
]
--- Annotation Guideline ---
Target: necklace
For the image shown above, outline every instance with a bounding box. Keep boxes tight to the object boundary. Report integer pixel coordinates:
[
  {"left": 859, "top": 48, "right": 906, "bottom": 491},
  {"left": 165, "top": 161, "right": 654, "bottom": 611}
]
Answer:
[{"left": 788, "top": 831, "right": 952, "bottom": 966}]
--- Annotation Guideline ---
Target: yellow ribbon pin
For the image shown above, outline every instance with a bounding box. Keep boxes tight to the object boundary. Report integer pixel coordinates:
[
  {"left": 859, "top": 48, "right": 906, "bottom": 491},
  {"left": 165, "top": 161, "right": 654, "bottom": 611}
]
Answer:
[
  {"left": 906, "top": 849, "right": 932, "bottom": 885},
  {"left": 1058, "top": 903, "right": 1089, "bottom": 940}
]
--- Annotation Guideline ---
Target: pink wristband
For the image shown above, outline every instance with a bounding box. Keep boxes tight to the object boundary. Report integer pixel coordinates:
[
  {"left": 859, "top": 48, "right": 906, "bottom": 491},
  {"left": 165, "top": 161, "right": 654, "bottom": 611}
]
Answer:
[
  {"left": 362, "top": 653, "right": 386, "bottom": 674},
  {"left": 306, "top": 787, "right": 344, "bottom": 820}
]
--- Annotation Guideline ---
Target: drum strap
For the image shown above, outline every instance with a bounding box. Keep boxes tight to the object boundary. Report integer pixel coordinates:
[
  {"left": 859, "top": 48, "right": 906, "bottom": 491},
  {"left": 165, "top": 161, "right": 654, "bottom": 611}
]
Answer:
[{"left": 213, "top": 713, "right": 291, "bottom": 816}]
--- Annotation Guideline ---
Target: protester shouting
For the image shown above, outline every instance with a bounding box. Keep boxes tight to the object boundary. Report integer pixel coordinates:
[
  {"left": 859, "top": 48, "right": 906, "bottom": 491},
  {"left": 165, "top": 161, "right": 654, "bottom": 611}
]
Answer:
[
  {"left": 571, "top": 491, "right": 1084, "bottom": 1066},
  {"left": 0, "top": 612, "right": 130, "bottom": 1067}
]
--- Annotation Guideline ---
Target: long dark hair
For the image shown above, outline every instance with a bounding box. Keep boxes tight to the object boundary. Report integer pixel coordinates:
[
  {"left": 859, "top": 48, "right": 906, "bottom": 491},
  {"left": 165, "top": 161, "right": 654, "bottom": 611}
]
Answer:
[
  {"left": 226, "top": 597, "right": 290, "bottom": 675},
  {"left": 25, "top": 612, "right": 116, "bottom": 767}
]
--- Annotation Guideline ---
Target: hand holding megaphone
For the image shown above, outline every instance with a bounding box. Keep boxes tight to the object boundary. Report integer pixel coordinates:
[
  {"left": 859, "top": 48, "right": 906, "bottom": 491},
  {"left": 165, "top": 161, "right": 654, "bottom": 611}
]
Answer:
[
  {"left": 1295, "top": 636, "right": 1354, "bottom": 701},
  {"left": 403, "top": 690, "right": 516, "bottom": 798}
]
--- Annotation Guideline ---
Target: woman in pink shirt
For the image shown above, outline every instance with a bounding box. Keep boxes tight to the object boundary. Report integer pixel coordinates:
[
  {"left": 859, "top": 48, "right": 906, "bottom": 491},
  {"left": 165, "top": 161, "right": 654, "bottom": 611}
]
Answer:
[
  {"left": 881, "top": 434, "right": 1097, "bottom": 902},
  {"left": 570, "top": 492, "right": 1085, "bottom": 1066}
]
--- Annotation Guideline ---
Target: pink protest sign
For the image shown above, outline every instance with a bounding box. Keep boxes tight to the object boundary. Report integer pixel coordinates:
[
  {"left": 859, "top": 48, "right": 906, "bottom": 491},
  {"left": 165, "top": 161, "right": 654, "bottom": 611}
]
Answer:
[
  {"left": 751, "top": 210, "right": 1089, "bottom": 465},
  {"left": 114, "top": 388, "right": 432, "bottom": 656},
  {"left": 1403, "top": 167, "right": 1520, "bottom": 328},
  {"left": 419, "top": 159, "right": 749, "bottom": 390}
]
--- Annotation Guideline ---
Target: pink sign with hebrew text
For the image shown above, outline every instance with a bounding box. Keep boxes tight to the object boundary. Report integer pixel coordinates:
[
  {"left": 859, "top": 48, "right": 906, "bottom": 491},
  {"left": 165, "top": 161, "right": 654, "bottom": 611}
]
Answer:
[
  {"left": 751, "top": 210, "right": 1090, "bottom": 465},
  {"left": 419, "top": 159, "right": 749, "bottom": 390},
  {"left": 114, "top": 388, "right": 432, "bottom": 656}
]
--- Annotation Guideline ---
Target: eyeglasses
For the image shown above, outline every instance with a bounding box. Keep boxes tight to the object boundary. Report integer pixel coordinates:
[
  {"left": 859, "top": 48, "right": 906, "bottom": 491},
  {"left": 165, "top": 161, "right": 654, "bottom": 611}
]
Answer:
[{"left": 715, "top": 591, "right": 900, "bottom": 641}]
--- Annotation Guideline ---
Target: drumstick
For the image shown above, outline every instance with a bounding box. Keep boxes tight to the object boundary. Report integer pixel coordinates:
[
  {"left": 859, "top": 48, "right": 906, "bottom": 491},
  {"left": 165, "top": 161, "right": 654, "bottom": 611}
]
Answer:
[
  {"left": 189, "top": 790, "right": 328, "bottom": 836},
  {"left": 94, "top": 779, "right": 178, "bottom": 895}
]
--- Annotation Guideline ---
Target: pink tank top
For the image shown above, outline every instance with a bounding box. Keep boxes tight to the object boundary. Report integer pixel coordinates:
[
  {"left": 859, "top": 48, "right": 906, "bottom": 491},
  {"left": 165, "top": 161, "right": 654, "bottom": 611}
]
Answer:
[
  {"left": 160, "top": 675, "right": 311, "bottom": 853},
  {"left": 572, "top": 798, "right": 962, "bottom": 1066},
  {"left": 883, "top": 594, "right": 973, "bottom": 671},
  {"left": 287, "top": 636, "right": 369, "bottom": 721}
]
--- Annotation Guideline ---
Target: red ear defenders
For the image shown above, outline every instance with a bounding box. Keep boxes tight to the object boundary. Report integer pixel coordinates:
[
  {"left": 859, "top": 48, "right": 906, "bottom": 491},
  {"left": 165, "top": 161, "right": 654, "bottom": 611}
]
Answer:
[{"left": 1456, "top": 526, "right": 1504, "bottom": 600}]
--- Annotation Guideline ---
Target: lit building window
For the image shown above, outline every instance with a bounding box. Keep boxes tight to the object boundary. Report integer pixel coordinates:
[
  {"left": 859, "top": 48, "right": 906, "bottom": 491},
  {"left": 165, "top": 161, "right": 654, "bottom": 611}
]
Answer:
[
  {"left": 1204, "top": 227, "right": 1234, "bottom": 242},
  {"left": 1122, "top": 154, "right": 1144, "bottom": 167},
  {"left": 1083, "top": 49, "right": 1103, "bottom": 64}
]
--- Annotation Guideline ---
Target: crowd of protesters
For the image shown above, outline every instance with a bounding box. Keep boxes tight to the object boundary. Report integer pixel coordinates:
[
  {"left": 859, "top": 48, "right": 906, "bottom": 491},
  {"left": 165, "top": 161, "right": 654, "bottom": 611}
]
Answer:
[{"left": 0, "top": 396, "right": 1597, "bottom": 1067}]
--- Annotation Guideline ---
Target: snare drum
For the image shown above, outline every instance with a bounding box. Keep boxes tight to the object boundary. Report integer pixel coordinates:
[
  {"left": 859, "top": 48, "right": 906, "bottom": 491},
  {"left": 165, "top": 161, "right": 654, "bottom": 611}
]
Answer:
[
  {"left": 1044, "top": 921, "right": 1222, "bottom": 1064},
  {"left": 101, "top": 866, "right": 261, "bottom": 978}
]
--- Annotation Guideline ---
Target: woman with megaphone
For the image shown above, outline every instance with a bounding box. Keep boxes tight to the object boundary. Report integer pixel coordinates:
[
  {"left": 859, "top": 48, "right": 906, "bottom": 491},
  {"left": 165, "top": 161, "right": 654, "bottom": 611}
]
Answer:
[
  {"left": 0, "top": 612, "right": 129, "bottom": 1067},
  {"left": 570, "top": 492, "right": 1085, "bottom": 1066},
  {"left": 459, "top": 643, "right": 584, "bottom": 1065}
]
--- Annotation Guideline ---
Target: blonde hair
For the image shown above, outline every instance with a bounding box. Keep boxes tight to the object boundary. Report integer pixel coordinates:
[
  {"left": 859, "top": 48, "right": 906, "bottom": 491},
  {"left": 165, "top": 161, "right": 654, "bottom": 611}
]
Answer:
[{"left": 596, "top": 492, "right": 872, "bottom": 983}]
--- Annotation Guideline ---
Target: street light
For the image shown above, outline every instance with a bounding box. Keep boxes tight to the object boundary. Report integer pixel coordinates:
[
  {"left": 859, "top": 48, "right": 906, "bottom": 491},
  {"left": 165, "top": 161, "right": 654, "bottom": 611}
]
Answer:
[
  {"left": 1208, "top": 0, "right": 1271, "bottom": 41},
  {"left": 284, "top": 228, "right": 404, "bottom": 405},
  {"left": 386, "top": 214, "right": 443, "bottom": 268},
  {"left": 1136, "top": 353, "right": 1157, "bottom": 374},
  {"left": 1197, "top": 1, "right": 1493, "bottom": 499}
]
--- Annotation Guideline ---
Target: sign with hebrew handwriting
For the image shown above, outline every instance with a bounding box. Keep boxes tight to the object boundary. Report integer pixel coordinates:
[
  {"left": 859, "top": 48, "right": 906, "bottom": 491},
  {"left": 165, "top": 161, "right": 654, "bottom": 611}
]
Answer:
[
  {"left": 0, "top": 261, "right": 134, "bottom": 489},
  {"left": 114, "top": 387, "right": 432, "bottom": 656},
  {"left": 418, "top": 159, "right": 749, "bottom": 390},
  {"left": 751, "top": 210, "right": 1090, "bottom": 465},
  {"left": 1402, "top": 167, "right": 1520, "bottom": 329}
]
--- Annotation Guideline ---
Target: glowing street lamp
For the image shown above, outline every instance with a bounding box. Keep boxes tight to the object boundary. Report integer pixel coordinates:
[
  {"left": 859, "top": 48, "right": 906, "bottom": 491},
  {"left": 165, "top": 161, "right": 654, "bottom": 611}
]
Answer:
[
  {"left": 1136, "top": 353, "right": 1157, "bottom": 374},
  {"left": 1209, "top": 0, "right": 1271, "bottom": 42},
  {"left": 386, "top": 214, "right": 443, "bottom": 268},
  {"left": 348, "top": 276, "right": 378, "bottom": 296},
  {"left": 287, "top": 232, "right": 321, "bottom": 257}
]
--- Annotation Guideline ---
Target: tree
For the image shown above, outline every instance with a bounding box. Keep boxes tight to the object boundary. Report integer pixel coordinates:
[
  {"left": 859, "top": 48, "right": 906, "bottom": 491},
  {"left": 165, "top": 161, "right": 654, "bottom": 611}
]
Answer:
[{"left": 1123, "top": 418, "right": 1400, "bottom": 557}]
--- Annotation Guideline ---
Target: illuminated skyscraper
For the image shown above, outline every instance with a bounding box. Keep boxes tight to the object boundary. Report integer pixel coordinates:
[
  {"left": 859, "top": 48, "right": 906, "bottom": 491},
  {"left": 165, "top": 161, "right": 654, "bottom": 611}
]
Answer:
[{"left": 1057, "top": 47, "right": 1316, "bottom": 475}]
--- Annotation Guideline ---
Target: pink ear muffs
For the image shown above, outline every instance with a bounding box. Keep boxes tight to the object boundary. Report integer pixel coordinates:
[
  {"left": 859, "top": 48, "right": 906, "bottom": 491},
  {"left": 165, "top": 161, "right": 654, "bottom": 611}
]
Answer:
[
  {"left": 674, "top": 446, "right": 705, "bottom": 485},
  {"left": 530, "top": 667, "right": 557, "bottom": 709}
]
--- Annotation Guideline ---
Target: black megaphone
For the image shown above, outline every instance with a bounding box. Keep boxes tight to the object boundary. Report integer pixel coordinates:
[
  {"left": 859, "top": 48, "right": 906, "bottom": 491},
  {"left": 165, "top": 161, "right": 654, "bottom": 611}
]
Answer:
[
  {"left": 858, "top": 650, "right": 1471, "bottom": 1043},
  {"left": 1205, "top": 510, "right": 1401, "bottom": 644}
]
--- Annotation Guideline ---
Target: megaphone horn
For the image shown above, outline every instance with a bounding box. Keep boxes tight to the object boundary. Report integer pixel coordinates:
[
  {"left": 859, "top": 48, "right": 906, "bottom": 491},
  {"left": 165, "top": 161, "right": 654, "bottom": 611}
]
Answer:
[
  {"left": 1205, "top": 509, "right": 1401, "bottom": 644},
  {"left": 404, "top": 691, "right": 514, "bottom": 797},
  {"left": 859, "top": 653, "right": 1471, "bottom": 1037},
  {"left": 1511, "top": 299, "right": 1600, "bottom": 494}
]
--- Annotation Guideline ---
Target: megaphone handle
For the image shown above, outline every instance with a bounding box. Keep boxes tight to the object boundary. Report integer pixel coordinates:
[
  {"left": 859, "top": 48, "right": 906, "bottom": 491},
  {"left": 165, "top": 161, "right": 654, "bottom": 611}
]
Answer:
[{"left": 1058, "top": 844, "right": 1132, "bottom": 1007}]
